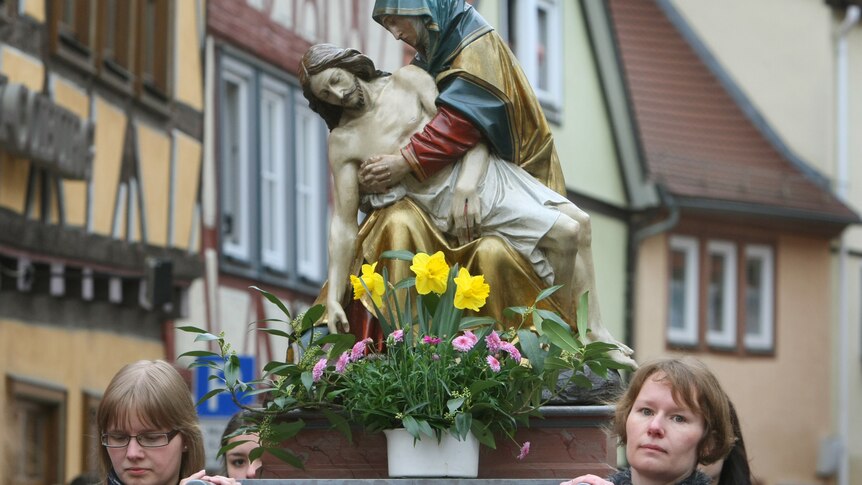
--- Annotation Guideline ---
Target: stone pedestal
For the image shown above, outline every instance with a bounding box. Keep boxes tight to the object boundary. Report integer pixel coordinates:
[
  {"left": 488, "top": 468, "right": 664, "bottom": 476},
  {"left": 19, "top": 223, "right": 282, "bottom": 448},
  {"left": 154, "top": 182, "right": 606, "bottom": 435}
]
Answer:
[{"left": 259, "top": 405, "right": 616, "bottom": 480}]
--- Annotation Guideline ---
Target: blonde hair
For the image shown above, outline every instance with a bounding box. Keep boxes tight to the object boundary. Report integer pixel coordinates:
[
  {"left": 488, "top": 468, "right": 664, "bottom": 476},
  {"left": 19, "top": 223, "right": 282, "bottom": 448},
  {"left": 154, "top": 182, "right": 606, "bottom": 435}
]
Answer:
[
  {"left": 613, "top": 357, "right": 734, "bottom": 464},
  {"left": 97, "top": 360, "right": 205, "bottom": 480}
]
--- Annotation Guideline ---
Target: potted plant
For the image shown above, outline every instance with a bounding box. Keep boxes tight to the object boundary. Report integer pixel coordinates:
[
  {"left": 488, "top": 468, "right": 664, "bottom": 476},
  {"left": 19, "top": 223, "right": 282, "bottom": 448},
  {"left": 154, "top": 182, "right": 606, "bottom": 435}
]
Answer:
[{"left": 179, "top": 250, "right": 630, "bottom": 477}]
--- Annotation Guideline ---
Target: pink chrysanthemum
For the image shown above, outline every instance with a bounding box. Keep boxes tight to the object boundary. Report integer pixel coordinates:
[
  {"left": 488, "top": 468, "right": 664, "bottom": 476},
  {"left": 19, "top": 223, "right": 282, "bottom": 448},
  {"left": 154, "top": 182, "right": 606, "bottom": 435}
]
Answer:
[
  {"left": 423, "top": 335, "right": 441, "bottom": 345},
  {"left": 485, "top": 331, "right": 503, "bottom": 353},
  {"left": 486, "top": 355, "right": 501, "bottom": 372},
  {"left": 392, "top": 329, "right": 404, "bottom": 342},
  {"left": 452, "top": 335, "right": 475, "bottom": 352},
  {"left": 517, "top": 441, "right": 531, "bottom": 460},
  {"left": 463, "top": 330, "right": 478, "bottom": 345},
  {"left": 350, "top": 337, "right": 373, "bottom": 361},
  {"left": 501, "top": 342, "right": 522, "bottom": 363},
  {"left": 335, "top": 352, "right": 350, "bottom": 373},
  {"left": 312, "top": 357, "right": 327, "bottom": 382}
]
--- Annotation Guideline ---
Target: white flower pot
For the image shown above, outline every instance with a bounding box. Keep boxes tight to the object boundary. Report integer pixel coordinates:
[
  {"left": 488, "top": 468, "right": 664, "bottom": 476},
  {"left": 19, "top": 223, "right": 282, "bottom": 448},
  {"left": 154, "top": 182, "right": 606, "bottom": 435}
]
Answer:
[{"left": 383, "top": 428, "right": 480, "bottom": 477}]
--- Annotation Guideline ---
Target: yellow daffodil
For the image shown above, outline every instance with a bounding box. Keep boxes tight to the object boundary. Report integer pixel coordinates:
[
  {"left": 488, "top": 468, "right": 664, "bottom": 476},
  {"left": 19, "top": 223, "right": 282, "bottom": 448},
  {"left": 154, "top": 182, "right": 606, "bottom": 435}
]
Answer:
[
  {"left": 350, "top": 262, "right": 385, "bottom": 307},
  {"left": 410, "top": 251, "right": 449, "bottom": 295},
  {"left": 453, "top": 267, "right": 489, "bottom": 311}
]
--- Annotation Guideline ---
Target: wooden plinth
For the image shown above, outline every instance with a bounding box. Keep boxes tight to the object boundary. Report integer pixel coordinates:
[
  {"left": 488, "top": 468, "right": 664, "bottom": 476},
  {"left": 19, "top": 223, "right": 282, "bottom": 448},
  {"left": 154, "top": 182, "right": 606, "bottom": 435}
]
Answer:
[{"left": 259, "top": 405, "right": 617, "bottom": 480}]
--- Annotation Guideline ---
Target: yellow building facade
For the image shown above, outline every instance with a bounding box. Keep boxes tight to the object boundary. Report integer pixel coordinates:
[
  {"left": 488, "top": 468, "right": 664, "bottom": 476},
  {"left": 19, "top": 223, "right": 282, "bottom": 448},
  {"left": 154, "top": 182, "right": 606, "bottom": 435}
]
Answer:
[{"left": 0, "top": 1, "right": 204, "bottom": 482}]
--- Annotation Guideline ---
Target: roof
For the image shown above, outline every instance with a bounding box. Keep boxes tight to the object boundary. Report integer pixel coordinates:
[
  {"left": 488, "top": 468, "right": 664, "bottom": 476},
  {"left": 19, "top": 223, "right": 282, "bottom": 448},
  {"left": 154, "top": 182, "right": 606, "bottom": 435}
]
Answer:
[{"left": 607, "top": 0, "right": 859, "bottom": 226}]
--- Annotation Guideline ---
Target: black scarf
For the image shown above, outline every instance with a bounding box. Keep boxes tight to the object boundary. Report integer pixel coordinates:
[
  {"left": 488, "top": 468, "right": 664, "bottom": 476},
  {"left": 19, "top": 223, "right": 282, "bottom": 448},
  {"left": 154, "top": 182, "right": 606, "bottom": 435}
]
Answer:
[{"left": 608, "top": 468, "right": 712, "bottom": 485}]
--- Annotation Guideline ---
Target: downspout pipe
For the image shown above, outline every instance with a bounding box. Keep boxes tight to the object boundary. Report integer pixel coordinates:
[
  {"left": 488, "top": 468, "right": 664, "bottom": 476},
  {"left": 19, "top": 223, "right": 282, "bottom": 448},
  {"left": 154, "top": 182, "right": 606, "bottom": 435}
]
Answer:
[
  {"left": 627, "top": 185, "right": 679, "bottom": 354},
  {"left": 834, "top": 6, "right": 859, "bottom": 485}
]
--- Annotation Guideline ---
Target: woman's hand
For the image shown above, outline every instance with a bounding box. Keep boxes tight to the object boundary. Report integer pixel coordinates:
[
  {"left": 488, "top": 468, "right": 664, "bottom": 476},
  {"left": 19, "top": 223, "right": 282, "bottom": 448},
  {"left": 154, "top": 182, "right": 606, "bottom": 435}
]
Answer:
[
  {"left": 560, "top": 475, "right": 613, "bottom": 485},
  {"left": 450, "top": 187, "right": 481, "bottom": 246},
  {"left": 359, "top": 154, "right": 410, "bottom": 193},
  {"left": 180, "top": 469, "right": 240, "bottom": 484}
]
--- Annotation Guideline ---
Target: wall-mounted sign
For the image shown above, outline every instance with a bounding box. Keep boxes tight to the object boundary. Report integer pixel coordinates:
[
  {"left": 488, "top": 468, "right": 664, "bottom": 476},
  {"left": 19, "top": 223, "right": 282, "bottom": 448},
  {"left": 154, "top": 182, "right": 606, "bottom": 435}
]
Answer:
[{"left": 0, "top": 80, "right": 93, "bottom": 180}]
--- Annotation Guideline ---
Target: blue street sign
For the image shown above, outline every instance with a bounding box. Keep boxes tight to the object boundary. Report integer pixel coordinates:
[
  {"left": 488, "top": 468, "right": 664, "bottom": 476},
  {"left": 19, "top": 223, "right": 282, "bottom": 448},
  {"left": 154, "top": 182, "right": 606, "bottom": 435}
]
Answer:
[{"left": 194, "top": 355, "right": 255, "bottom": 417}]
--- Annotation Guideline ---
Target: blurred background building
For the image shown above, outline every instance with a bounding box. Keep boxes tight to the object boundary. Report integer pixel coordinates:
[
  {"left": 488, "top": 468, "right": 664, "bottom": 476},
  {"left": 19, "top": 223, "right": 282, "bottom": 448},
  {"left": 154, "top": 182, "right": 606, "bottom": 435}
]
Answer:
[
  {"left": 0, "top": 1, "right": 859, "bottom": 484},
  {"left": 0, "top": 0, "right": 204, "bottom": 482}
]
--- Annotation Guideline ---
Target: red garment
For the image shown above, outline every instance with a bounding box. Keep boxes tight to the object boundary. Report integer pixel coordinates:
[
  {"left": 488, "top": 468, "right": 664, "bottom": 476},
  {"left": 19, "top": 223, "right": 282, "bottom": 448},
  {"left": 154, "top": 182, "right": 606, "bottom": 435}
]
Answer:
[{"left": 402, "top": 105, "right": 482, "bottom": 181}]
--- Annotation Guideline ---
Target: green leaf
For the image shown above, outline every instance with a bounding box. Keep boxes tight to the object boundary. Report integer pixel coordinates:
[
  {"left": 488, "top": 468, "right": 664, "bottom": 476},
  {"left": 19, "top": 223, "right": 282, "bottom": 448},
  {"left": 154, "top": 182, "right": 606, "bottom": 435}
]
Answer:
[
  {"left": 535, "top": 284, "right": 564, "bottom": 302},
  {"left": 300, "top": 371, "right": 313, "bottom": 392},
  {"left": 251, "top": 286, "right": 292, "bottom": 319},
  {"left": 177, "top": 350, "right": 220, "bottom": 359},
  {"left": 454, "top": 412, "right": 472, "bottom": 440},
  {"left": 543, "top": 320, "right": 581, "bottom": 354},
  {"left": 271, "top": 419, "right": 306, "bottom": 441},
  {"left": 402, "top": 415, "right": 421, "bottom": 439},
  {"left": 322, "top": 409, "right": 352, "bottom": 443},
  {"left": 470, "top": 419, "right": 496, "bottom": 449},
  {"left": 264, "top": 447, "right": 305, "bottom": 470},
  {"left": 446, "top": 397, "right": 465, "bottom": 413},
  {"left": 393, "top": 277, "right": 416, "bottom": 291},
  {"left": 587, "top": 361, "right": 609, "bottom": 379},
  {"left": 576, "top": 291, "right": 590, "bottom": 341},
  {"left": 517, "top": 330, "right": 544, "bottom": 374},
  {"left": 381, "top": 249, "right": 415, "bottom": 261},
  {"left": 536, "top": 309, "right": 570, "bottom": 331},
  {"left": 468, "top": 379, "right": 500, "bottom": 395},
  {"left": 194, "top": 387, "right": 225, "bottom": 407},
  {"left": 193, "top": 333, "right": 221, "bottom": 342},
  {"left": 225, "top": 355, "right": 241, "bottom": 387},
  {"left": 504, "top": 306, "right": 530, "bottom": 317},
  {"left": 458, "top": 316, "right": 496, "bottom": 330},
  {"left": 176, "top": 325, "right": 208, "bottom": 334},
  {"left": 543, "top": 356, "right": 573, "bottom": 371},
  {"left": 257, "top": 328, "right": 293, "bottom": 339},
  {"left": 300, "top": 304, "right": 325, "bottom": 333}
]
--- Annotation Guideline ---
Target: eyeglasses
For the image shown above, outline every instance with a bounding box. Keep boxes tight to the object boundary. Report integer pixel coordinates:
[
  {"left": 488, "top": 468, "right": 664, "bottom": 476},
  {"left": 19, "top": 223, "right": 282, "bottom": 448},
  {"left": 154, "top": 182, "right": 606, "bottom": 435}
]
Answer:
[{"left": 101, "top": 430, "right": 180, "bottom": 448}]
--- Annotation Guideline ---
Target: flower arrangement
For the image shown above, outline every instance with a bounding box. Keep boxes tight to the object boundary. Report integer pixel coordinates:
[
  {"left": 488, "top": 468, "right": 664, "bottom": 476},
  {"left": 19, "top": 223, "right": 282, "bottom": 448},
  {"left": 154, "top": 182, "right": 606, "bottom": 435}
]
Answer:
[{"left": 180, "top": 250, "right": 630, "bottom": 468}]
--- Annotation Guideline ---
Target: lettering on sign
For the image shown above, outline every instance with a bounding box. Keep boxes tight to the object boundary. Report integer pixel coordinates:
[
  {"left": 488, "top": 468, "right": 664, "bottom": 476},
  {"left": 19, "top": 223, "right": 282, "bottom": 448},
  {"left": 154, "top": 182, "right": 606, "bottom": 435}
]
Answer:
[{"left": 0, "top": 81, "right": 94, "bottom": 180}]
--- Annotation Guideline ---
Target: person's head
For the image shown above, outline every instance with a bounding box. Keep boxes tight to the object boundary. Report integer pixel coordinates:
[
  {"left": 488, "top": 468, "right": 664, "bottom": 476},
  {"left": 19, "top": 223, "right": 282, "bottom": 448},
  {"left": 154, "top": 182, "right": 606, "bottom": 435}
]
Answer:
[
  {"left": 613, "top": 357, "right": 734, "bottom": 484},
  {"left": 97, "top": 360, "right": 205, "bottom": 485},
  {"left": 220, "top": 410, "right": 261, "bottom": 479},
  {"left": 299, "top": 44, "right": 390, "bottom": 130},
  {"left": 700, "top": 400, "right": 752, "bottom": 485},
  {"left": 378, "top": 14, "right": 431, "bottom": 55}
]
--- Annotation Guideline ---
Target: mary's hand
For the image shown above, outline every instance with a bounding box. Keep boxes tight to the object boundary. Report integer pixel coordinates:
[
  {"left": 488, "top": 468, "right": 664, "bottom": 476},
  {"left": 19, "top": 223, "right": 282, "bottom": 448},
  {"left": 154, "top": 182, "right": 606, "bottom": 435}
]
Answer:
[
  {"left": 359, "top": 154, "right": 410, "bottom": 193},
  {"left": 451, "top": 185, "right": 481, "bottom": 246},
  {"left": 326, "top": 299, "right": 349, "bottom": 334}
]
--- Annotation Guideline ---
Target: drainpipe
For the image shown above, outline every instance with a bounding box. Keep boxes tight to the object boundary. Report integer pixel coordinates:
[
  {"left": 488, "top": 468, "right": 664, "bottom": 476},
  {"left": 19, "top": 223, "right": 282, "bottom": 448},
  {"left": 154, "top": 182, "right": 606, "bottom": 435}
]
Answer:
[
  {"left": 627, "top": 185, "right": 679, "bottom": 353},
  {"left": 834, "top": 5, "right": 859, "bottom": 485}
]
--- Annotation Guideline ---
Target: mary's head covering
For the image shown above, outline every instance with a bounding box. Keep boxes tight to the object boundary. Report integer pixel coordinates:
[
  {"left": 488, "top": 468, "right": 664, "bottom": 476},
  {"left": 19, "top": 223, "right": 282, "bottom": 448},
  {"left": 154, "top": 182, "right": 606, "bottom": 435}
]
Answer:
[{"left": 372, "top": 0, "right": 491, "bottom": 77}]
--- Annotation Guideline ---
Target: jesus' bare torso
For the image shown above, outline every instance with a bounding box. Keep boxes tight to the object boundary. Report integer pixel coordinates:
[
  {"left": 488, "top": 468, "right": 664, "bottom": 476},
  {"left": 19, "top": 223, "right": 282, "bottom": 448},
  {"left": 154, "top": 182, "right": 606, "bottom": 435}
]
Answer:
[{"left": 325, "top": 66, "right": 443, "bottom": 331}]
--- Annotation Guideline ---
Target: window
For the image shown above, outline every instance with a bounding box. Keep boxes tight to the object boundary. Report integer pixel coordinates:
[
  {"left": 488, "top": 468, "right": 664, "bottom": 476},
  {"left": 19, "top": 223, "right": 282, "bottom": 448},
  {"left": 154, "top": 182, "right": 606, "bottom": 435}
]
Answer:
[
  {"left": 99, "top": 0, "right": 135, "bottom": 80},
  {"left": 705, "top": 241, "right": 737, "bottom": 348},
  {"left": 8, "top": 376, "right": 66, "bottom": 485},
  {"left": 260, "top": 76, "right": 289, "bottom": 272},
  {"left": 218, "top": 54, "right": 329, "bottom": 291},
  {"left": 743, "top": 245, "right": 774, "bottom": 351},
  {"left": 294, "top": 97, "right": 327, "bottom": 283},
  {"left": 50, "top": 0, "right": 172, "bottom": 105},
  {"left": 666, "top": 235, "right": 775, "bottom": 353},
  {"left": 668, "top": 236, "right": 699, "bottom": 346},
  {"left": 505, "top": 0, "right": 562, "bottom": 120},
  {"left": 138, "top": 0, "right": 171, "bottom": 99},
  {"left": 220, "top": 57, "right": 253, "bottom": 263}
]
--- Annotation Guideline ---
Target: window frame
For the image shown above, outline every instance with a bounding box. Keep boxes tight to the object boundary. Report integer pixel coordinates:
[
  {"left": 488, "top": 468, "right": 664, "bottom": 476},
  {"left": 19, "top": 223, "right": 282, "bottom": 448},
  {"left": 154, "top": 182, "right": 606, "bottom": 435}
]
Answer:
[
  {"left": 667, "top": 235, "right": 700, "bottom": 346},
  {"left": 219, "top": 56, "right": 255, "bottom": 264},
  {"left": 666, "top": 234, "right": 776, "bottom": 355},
  {"left": 216, "top": 52, "right": 329, "bottom": 292},
  {"left": 705, "top": 240, "right": 738, "bottom": 348},
  {"left": 259, "top": 75, "right": 290, "bottom": 273},
  {"left": 508, "top": 0, "right": 563, "bottom": 122},
  {"left": 743, "top": 244, "right": 775, "bottom": 351},
  {"left": 293, "top": 94, "right": 327, "bottom": 283}
]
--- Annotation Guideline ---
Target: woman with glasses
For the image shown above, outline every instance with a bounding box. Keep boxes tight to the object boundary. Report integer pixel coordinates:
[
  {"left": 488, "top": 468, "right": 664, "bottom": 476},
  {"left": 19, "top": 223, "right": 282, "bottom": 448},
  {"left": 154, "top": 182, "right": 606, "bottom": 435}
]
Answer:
[{"left": 97, "top": 360, "right": 238, "bottom": 485}]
